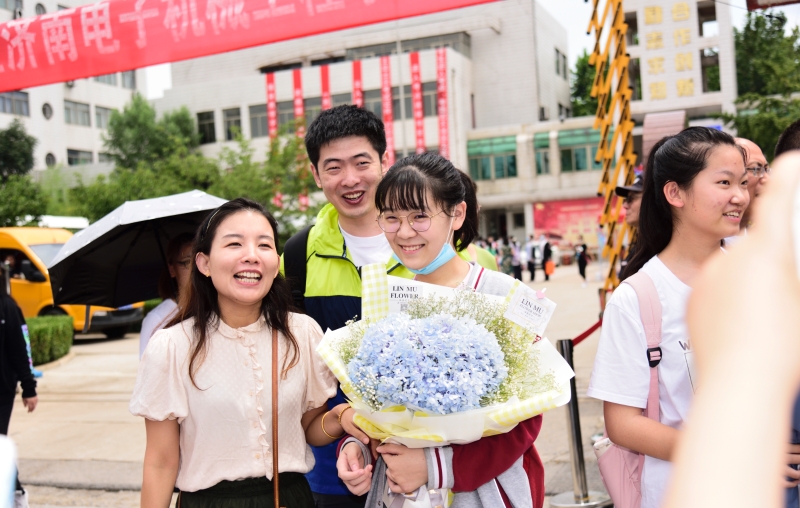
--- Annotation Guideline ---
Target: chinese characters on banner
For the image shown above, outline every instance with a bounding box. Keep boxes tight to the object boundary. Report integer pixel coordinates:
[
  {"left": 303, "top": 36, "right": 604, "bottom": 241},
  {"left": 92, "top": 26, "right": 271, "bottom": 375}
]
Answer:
[
  {"left": 380, "top": 55, "right": 395, "bottom": 167},
  {"left": 266, "top": 72, "right": 277, "bottom": 137},
  {"left": 643, "top": 2, "right": 695, "bottom": 102},
  {"left": 0, "top": 0, "right": 496, "bottom": 92},
  {"left": 410, "top": 52, "right": 425, "bottom": 154},
  {"left": 436, "top": 48, "right": 449, "bottom": 159},
  {"left": 320, "top": 64, "right": 331, "bottom": 110},
  {"left": 293, "top": 68, "right": 304, "bottom": 136},
  {"left": 352, "top": 60, "right": 363, "bottom": 108}
]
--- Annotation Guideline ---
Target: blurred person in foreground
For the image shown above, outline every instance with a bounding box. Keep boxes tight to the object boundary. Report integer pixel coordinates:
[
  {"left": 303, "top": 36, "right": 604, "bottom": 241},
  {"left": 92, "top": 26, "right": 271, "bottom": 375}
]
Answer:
[
  {"left": 663, "top": 152, "right": 800, "bottom": 508},
  {"left": 0, "top": 265, "right": 38, "bottom": 508},
  {"left": 726, "top": 138, "right": 770, "bottom": 244},
  {"left": 139, "top": 233, "right": 194, "bottom": 358}
]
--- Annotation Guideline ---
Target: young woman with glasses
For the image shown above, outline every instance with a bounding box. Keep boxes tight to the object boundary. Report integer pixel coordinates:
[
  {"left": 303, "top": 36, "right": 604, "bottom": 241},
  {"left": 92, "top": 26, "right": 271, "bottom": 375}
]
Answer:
[
  {"left": 336, "top": 152, "right": 546, "bottom": 508},
  {"left": 139, "top": 233, "right": 194, "bottom": 358}
]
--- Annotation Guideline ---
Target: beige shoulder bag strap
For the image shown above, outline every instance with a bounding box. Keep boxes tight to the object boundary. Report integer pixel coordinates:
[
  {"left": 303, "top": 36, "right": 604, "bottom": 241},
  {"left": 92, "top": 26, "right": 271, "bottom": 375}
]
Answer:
[{"left": 272, "top": 327, "right": 285, "bottom": 508}]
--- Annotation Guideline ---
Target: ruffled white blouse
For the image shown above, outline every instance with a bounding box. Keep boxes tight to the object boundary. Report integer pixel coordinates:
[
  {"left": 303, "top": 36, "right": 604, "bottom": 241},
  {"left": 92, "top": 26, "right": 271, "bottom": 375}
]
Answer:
[{"left": 129, "top": 313, "right": 337, "bottom": 492}]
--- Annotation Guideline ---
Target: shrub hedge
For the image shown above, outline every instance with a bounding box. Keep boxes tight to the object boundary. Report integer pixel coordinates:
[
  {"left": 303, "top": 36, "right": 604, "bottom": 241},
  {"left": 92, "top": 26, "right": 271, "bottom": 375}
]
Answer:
[{"left": 26, "top": 315, "right": 73, "bottom": 365}]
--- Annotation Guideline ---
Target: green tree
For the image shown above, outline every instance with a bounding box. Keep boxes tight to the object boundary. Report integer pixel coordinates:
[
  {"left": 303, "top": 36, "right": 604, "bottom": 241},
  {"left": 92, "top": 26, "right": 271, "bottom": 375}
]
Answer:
[
  {"left": 0, "top": 119, "right": 38, "bottom": 183},
  {"left": 209, "top": 125, "right": 320, "bottom": 244},
  {"left": 735, "top": 12, "right": 800, "bottom": 96},
  {"left": 39, "top": 165, "right": 79, "bottom": 216},
  {"left": 103, "top": 94, "right": 200, "bottom": 170},
  {"left": 571, "top": 50, "right": 598, "bottom": 118},
  {"left": 724, "top": 95, "right": 800, "bottom": 160},
  {"left": 0, "top": 175, "right": 48, "bottom": 227}
]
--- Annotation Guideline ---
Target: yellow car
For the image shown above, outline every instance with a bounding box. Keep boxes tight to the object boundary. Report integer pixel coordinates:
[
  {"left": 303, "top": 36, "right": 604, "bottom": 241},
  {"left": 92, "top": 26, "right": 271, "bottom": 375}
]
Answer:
[{"left": 0, "top": 228, "right": 144, "bottom": 337}]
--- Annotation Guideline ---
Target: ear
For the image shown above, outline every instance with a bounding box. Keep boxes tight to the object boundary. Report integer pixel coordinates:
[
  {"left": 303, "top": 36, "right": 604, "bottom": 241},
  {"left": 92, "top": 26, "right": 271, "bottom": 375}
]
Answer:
[
  {"left": 663, "top": 181, "right": 685, "bottom": 208},
  {"left": 381, "top": 150, "right": 391, "bottom": 175},
  {"left": 452, "top": 201, "right": 468, "bottom": 232},
  {"left": 311, "top": 164, "right": 322, "bottom": 189},
  {"left": 195, "top": 252, "right": 210, "bottom": 277}
]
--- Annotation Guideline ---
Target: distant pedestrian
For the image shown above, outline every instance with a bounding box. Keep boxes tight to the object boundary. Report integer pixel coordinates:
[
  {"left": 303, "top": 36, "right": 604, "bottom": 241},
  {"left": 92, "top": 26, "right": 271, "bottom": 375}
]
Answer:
[
  {"left": 575, "top": 235, "right": 588, "bottom": 287},
  {"left": 525, "top": 235, "right": 537, "bottom": 281},
  {"left": 0, "top": 265, "right": 38, "bottom": 508},
  {"left": 138, "top": 233, "right": 194, "bottom": 358},
  {"left": 497, "top": 237, "right": 513, "bottom": 276},
  {"left": 510, "top": 237, "right": 522, "bottom": 281},
  {"left": 541, "top": 235, "right": 553, "bottom": 281}
]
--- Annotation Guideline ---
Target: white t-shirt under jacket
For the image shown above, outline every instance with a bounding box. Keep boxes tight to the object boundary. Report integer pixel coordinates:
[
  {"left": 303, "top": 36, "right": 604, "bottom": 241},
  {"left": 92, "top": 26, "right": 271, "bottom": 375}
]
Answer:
[
  {"left": 587, "top": 256, "right": 695, "bottom": 508},
  {"left": 129, "top": 313, "right": 337, "bottom": 492}
]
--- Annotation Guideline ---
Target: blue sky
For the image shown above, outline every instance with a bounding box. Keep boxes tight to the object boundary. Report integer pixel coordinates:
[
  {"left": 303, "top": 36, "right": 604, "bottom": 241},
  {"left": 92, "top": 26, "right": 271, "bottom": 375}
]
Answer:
[{"left": 144, "top": 0, "right": 800, "bottom": 99}]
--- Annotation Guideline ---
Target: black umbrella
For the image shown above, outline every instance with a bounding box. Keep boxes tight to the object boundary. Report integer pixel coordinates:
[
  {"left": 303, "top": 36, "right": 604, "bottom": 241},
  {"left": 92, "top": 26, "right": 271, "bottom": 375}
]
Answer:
[{"left": 48, "top": 190, "right": 227, "bottom": 308}]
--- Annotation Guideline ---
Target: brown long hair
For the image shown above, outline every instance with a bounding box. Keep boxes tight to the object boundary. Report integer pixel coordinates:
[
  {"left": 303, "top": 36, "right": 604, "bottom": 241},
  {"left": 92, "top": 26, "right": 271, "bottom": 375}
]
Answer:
[{"left": 168, "top": 198, "right": 299, "bottom": 388}]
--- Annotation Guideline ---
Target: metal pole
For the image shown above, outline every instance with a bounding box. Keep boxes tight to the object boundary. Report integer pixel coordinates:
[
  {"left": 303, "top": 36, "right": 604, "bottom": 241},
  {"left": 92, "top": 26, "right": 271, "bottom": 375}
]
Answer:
[{"left": 550, "top": 339, "right": 612, "bottom": 508}]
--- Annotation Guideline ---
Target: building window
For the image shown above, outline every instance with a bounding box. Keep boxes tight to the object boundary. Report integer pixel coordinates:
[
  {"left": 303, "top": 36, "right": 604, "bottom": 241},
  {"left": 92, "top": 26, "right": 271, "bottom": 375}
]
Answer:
[
  {"left": 95, "top": 106, "right": 114, "bottom": 129},
  {"left": 258, "top": 62, "right": 302, "bottom": 74},
  {"left": 536, "top": 150, "right": 550, "bottom": 174},
  {"left": 67, "top": 149, "right": 93, "bottom": 166},
  {"left": 625, "top": 11, "right": 638, "bottom": 46},
  {"left": 346, "top": 32, "right": 471, "bottom": 60},
  {"left": 560, "top": 149, "right": 573, "bottom": 172},
  {"left": 98, "top": 152, "right": 113, "bottom": 163},
  {"left": 701, "top": 47, "right": 721, "bottom": 93},
  {"left": 363, "top": 89, "right": 382, "bottom": 119},
  {"left": 45, "top": 153, "right": 56, "bottom": 167},
  {"left": 332, "top": 93, "right": 352, "bottom": 107},
  {"left": 197, "top": 111, "right": 215, "bottom": 144},
  {"left": 34, "top": 2, "right": 44, "bottom": 13},
  {"left": 629, "top": 58, "right": 642, "bottom": 101},
  {"left": 121, "top": 71, "right": 136, "bottom": 90},
  {"left": 223, "top": 107, "right": 241, "bottom": 140},
  {"left": 42, "top": 102, "right": 52, "bottom": 119},
  {"left": 0, "top": 91, "right": 29, "bottom": 116},
  {"left": 390, "top": 82, "right": 439, "bottom": 120},
  {"left": 698, "top": 1, "right": 718, "bottom": 37},
  {"left": 304, "top": 97, "right": 322, "bottom": 128},
  {"left": 590, "top": 146, "right": 604, "bottom": 170},
  {"left": 57, "top": 3, "right": 68, "bottom": 9},
  {"left": 94, "top": 73, "right": 117, "bottom": 86},
  {"left": 249, "top": 104, "right": 268, "bottom": 138},
  {"left": 555, "top": 48, "right": 561, "bottom": 76},
  {"left": 513, "top": 213, "right": 525, "bottom": 229},
  {"left": 561, "top": 146, "right": 603, "bottom": 172},
  {"left": 468, "top": 154, "right": 517, "bottom": 181},
  {"left": 310, "top": 56, "right": 345, "bottom": 66},
  {"left": 64, "top": 100, "right": 90, "bottom": 126},
  {"left": 562, "top": 53, "right": 568, "bottom": 79},
  {"left": 277, "top": 101, "right": 294, "bottom": 128}
]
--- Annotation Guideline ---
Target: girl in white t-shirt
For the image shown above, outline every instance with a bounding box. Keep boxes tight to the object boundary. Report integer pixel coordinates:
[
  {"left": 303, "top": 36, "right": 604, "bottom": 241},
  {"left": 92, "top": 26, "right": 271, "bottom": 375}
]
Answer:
[{"left": 588, "top": 127, "right": 749, "bottom": 508}]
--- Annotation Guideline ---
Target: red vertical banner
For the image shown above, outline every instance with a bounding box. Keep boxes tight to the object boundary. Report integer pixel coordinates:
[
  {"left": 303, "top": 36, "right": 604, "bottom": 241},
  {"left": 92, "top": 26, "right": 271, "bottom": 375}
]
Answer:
[
  {"left": 410, "top": 52, "right": 425, "bottom": 154},
  {"left": 380, "top": 56, "right": 395, "bottom": 167},
  {"left": 321, "top": 65, "right": 332, "bottom": 110},
  {"left": 293, "top": 68, "right": 305, "bottom": 136},
  {"left": 352, "top": 60, "right": 364, "bottom": 108},
  {"left": 436, "top": 48, "right": 449, "bottom": 159},
  {"left": 266, "top": 73, "right": 278, "bottom": 138}
]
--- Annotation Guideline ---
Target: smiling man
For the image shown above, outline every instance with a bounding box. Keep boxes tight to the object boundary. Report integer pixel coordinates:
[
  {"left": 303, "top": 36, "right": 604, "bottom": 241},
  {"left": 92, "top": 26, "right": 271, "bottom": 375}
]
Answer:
[{"left": 281, "top": 105, "right": 391, "bottom": 508}]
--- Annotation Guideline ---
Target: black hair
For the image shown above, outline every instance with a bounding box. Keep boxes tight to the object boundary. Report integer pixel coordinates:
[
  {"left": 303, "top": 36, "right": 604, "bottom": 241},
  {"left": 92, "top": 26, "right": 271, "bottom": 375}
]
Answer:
[
  {"left": 775, "top": 118, "right": 800, "bottom": 158},
  {"left": 157, "top": 232, "right": 196, "bottom": 300},
  {"left": 304, "top": 105, "right": 387, "bottom": 168},
  {"left": 621, "top": 127, "right": 742, "bottom": 280},
  {"left": 169, "top": 198, "right": 299, "bottom": 388},
  {"left": 375, "top": 152, "right": 478, "bottom": 251}
]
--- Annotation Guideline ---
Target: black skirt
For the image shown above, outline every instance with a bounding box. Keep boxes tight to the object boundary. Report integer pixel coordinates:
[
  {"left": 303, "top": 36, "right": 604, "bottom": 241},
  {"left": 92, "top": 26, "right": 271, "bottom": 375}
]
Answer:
[{"left": 178, "top": 473, "right": 314, "bottom": 508}]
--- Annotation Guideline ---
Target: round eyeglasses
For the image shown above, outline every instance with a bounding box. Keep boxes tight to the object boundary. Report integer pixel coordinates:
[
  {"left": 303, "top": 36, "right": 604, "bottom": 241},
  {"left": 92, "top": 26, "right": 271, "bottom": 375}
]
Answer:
[
  {"left": 746, "top": 165, "right": 771, "bottom": 178},
  {"left": 377, "top": 210, "right": 447, "bottom": 233}
]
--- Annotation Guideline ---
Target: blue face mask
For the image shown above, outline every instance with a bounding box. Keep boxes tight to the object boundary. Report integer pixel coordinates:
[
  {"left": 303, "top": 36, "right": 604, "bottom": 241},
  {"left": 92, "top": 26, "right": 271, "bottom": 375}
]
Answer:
[{"left": 391, "top": 214, "right": 458, "bottom": 275}]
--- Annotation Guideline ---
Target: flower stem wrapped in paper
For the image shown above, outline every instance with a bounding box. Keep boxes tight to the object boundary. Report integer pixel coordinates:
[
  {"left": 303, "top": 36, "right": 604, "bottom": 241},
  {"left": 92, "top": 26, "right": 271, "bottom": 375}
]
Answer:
[{"left": 317, "top": 264, "right": 574, "bottom": 507}]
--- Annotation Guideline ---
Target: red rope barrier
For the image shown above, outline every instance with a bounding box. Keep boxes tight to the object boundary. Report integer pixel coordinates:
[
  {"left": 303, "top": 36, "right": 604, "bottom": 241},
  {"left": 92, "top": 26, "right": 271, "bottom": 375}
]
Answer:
[{"left": 572, "top": 319, "right": 602, "bottom": 346}]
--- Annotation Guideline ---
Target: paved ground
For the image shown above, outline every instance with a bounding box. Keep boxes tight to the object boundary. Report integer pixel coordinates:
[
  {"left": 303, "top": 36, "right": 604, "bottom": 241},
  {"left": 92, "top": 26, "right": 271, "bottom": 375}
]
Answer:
[{"left": 8, "top": 262, "right": 610, "bottom": 508}]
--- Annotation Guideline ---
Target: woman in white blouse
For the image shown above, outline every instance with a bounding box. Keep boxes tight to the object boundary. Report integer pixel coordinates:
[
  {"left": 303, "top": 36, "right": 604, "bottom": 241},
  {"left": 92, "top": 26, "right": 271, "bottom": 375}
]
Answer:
[{"left": 130, "top": 198, "right": 359, "bottom": 508}]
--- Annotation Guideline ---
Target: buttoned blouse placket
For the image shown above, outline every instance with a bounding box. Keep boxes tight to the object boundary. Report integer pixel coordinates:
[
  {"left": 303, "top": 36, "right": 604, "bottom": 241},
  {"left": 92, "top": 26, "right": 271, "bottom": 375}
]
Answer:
[{"left": 220, "top": 320, "right": 272, "bottom": 473}]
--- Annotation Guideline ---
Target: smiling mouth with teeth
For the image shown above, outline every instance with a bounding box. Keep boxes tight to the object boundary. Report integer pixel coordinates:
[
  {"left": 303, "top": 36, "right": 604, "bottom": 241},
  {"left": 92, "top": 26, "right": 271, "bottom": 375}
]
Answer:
[
  {"left": 342, "top": 192, "right": 364, "bottom": 201},
  {"left": 234, "top": 272, "right": 262, "bottom": 283},
  {"left": 723, "top": 212, "right": 740, "bottom": 218}
]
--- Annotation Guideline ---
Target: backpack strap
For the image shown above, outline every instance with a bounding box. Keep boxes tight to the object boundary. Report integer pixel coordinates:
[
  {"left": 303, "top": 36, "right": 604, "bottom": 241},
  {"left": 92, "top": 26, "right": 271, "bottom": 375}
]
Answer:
[
  {"left": 284, "top": 224, "right": 313, "bottom": 312},
  {"left": 622, "top": 271, "right": 662, "bottom": 423}
]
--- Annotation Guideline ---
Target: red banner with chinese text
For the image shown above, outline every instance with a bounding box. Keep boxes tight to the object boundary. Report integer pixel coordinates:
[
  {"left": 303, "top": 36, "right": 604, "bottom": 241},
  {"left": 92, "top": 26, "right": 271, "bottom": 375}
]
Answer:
[
  {"left": 436, "top": 48, "right": 449, "bottom": 159},
  {"left": 352, "top": 60, "right": 363, "bottom": 108},
  {"left": 320, "top": 64, "right": 331, "bottom": 110},
  {"left": 266, "top": 72, "right": 277, "bottom": 137},
  {"left": 293, "top": 68, "right": 304, "bottom": 136},
  {"left": 0, "top": 0, "right": 495, "bottom": 93},
  {"left": 380, "top": 55, "right": 395, "bottom": 167},
  {"left": 410, "top": 51, "right": 425, "bottom": 154}
]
